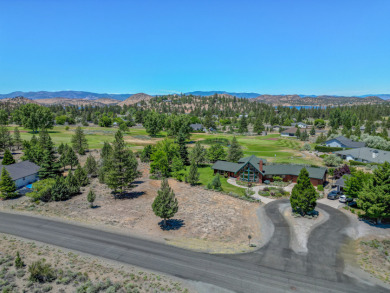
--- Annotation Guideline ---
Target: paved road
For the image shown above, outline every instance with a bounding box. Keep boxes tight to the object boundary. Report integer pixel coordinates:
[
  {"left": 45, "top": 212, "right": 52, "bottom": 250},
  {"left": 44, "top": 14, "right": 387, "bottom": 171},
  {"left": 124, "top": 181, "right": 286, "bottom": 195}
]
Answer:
[{"left": 0, "top": 204, "right": 387, "bottom": 293}]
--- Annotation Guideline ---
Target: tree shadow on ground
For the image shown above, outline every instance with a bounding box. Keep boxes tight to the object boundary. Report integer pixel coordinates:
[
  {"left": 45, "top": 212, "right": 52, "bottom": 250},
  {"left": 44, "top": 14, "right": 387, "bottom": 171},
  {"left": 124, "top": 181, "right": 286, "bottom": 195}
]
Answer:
[
  {"left": 113, "top": 191, "right": 145, "bottom": 200},
  {"left": 132, "top": 180, "right": 144, "bottom": 186},
  {"left": 91, "top": 205, "right": 101, "bottom": 209},
  {"left": 158, "top": 219, "right": 185, "bottom": 231}
]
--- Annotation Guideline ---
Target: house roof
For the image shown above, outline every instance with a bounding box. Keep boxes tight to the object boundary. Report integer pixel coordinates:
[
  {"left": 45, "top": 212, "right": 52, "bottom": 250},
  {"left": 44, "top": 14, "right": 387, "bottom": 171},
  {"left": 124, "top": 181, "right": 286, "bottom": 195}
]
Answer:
[
  {"left": 335, "top": 175, "right": 351, "bottom": 187},
  {"left": 0, "top": 161, "right": 40, "bottom": 181},
  {"left": 281, "top": 127, "right": 297, "bottom": 134},
  {"left": 325, "top": 136, "right": 365, "bottom": 148},
  {"left": 190, "top": 123, "right": 203, "bottom": 130},
  {"left": 263, "top": 164, "right": 327, "bottom": 180},
  {"left": 335, "top": 147, "right": 390, "bottom": 164},
  {"left": 212, "top": 155, "right": 327, "bottom": 179}
]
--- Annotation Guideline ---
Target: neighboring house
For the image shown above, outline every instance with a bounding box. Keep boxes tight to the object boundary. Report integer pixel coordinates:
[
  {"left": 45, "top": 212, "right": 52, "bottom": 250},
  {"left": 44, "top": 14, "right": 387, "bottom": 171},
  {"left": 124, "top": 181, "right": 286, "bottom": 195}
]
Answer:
[
  {"left": 238, "top": 114, "right": 248, "bottom": 118},
  {"left": 334, "top": 175, "right": 351, "bottom": 192},
  {"left": 0, "top": 161, "right": 40, "bottom": 189},
  {"left": 260, "top": 131, "right": 268, "bottom": 136},
  {"left": 325, "top": 136, "right": 365, "bottom": 149},
  {"left": 335, "top": 147, "right": 390, "bottom": 164},
  {"left": 272, "top": 125, "right": 281, "bottom": 132},
  {"left": 190, "top": 123, "right": 203, "bottom": 131},
  {"left": 297, "top": 122, "right": 308, "bottom": 129},
  {"left": 281, "top": 127, "right": 297, "bottom": 137},
  {"left": 212, "top": 155, "right": 327, "bottom": 186}
]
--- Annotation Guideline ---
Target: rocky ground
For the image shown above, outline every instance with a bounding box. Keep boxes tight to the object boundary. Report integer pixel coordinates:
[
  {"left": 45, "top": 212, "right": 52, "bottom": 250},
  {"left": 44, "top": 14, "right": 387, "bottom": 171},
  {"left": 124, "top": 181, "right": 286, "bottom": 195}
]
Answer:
[
  {"left": 0, "top": 233, "right": 193, "bottom": 293},
  {"left": 0, "top": 159, "right": 261, "bottom": 254}
]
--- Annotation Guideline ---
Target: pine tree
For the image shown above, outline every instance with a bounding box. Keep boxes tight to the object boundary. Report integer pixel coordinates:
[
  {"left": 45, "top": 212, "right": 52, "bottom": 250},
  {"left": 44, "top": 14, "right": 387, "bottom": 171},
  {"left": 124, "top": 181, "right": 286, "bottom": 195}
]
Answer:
[
  {"left": 186, "top": 159, "right": 199, "bottom": 186},
  {"left": 15, "top": 251, "right": 24, "bottom": 268},
  {"left": 2, "top": 149, "right": 15, "bottom": 165},
  {"left": 57, "top": 143, "right": 65, "bottom": 155},
  {"left": 84, "top": 154, "right": 98, "bottom": 177},
  {"left": 0, "top": 126, "right": 12, "bottom": 152},
  {"left": 101, "top": 141, "right": 113, "bottom": 161},
  {"left": 74, "top": 164, "right": 89, "bottom": 187},
  {"left": 87, "top": 189, "right": 96, "bottom": 208},
  {"left": 65, "top": 170, "right": 80, "bottom": 195},
  {"left": 38, "top": 134, "right": 61, "bottom": 179},
  {"left": 0, "top": 168, "right": 17, "bottom": 199},
  {"left": 238, "top": 116, "right": 248, "bottom": 133},
  {"left": 51, "top": 176, "right": 71, "bottom": 201},
  {"left": 176, "top": 131, "right": 189, "bottom": 165},
  {"left": 66, "top": 147, "right": 79, "bottom": 170},
  {"left": 207, "top": 144, "right": 226, "bottom": 163},
  {"left": 211, "top": 174, "right": 222, "bottom": 191},
  {"left": 310, "top": 127, "right": 316, "bottom": 136},
  {"left": 152, "top": 178, "right": 179, "bottom": 226},
  {"left": 295, "top": 127, "right": 301, "bottom": 138},
  {"left": 189, "top": 141, "right": 206, "bottom": 166},
  {"left": 253, "top": 117, "right": 265, "bottom": 134},
  {"left": 227, "top": 136, "right": 243, "bottom": 163},
  {"left": 290, "top": 168, "right": 317, "bottom": 215},
  {"left": 13, "top": 128, "right": 22, "bottom": 150},
  {"left": 357, "top": 162, "right": 390, "bottom": 224},
  {"left": 106, "top": 131, "right": 138, "bottom": 197},
  {"left": 71, "top": 126, "right": 88, "bottom": 155},
  {"left": 171, "top": 156, "right": 184, "bottom": 180}
]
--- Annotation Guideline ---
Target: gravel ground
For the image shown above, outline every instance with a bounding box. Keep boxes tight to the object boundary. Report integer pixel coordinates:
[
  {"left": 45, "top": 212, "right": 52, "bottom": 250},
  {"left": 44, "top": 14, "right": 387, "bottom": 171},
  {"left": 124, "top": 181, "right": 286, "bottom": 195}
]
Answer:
[
  {"left": 0, "top": 159, "right": 262, "bottom": 254},
  {"left": 280, "top": 202, "right": 329, "bottom": 254}
]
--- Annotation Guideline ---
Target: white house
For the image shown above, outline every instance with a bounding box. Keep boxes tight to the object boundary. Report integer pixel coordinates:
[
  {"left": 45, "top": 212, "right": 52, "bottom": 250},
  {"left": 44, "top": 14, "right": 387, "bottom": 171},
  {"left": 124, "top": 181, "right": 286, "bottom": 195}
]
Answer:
[{"left": 0, "top": 161, "right": 40, "bottom": 189}]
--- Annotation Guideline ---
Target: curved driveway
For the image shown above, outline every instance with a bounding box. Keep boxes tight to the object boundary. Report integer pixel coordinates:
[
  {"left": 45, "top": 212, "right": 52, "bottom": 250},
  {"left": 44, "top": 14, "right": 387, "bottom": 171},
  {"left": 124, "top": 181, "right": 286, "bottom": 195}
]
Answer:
[{"left": 0, "top": 202, "right": 387, "bottom": 293}]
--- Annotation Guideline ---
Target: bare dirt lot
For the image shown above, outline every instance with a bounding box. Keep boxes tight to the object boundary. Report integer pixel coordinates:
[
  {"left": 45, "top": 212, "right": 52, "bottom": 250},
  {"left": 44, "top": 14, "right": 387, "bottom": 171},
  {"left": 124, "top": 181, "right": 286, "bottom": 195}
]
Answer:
[
  {"left": 0, "top": 233, "right": 193, "bottom": 292},
  {"left": 0, "top": 160, "right": 261, "bottom": 254}
]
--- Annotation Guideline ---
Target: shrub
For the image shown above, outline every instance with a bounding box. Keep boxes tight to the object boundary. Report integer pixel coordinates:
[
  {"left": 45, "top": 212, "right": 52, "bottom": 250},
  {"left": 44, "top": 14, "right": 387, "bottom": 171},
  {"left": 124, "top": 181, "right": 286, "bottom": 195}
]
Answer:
[
  {"left": 263, "top": 187, "right": 270, "bottom": 192},
  {"left": 317, "top": 185, "right": 324, "bottom": 191},
  {"left": 65, "top": 126, "right": 69, "bottom": 131},
  {"left": 15, "top": 252, "right": 24, "bottom": 269},
  {"left": 27, "top": 179, "right": 55, "bottom": 202},
  {"left": 273, "top": 176, "right": 283, "bottom": 182},
  {"left": 314, "top": 145, "right": 344, "bottom": 152},
  {"left": 29, "top": 260, "right": 56, "bottom": 283},
  {"left": 303, "top": 143, "right": 311, "bottom": 151}
]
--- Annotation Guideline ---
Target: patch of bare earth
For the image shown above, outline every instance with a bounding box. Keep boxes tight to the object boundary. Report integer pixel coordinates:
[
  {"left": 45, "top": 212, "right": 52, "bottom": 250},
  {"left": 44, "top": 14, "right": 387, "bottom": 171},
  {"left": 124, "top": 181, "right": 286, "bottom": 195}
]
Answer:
[
  {"left": 280, "top": 203, "right": 328, "bottom": 254},
  {"left": 0, "top": 160, "right": 261, "bottom": 254},
  {"left": 0, "top": 233, "right": 193, "bottom": 292}
]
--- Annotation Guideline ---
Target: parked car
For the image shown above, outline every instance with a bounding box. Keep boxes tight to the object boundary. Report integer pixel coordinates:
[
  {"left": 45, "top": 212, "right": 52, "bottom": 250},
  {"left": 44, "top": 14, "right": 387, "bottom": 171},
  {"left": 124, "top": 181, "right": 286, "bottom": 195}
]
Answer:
[
  {"left": 339, "top": 195, "right": 353, "bottom": 203},
  {"left": 327, "top": 190, "right": 343, "bottom": 200}
]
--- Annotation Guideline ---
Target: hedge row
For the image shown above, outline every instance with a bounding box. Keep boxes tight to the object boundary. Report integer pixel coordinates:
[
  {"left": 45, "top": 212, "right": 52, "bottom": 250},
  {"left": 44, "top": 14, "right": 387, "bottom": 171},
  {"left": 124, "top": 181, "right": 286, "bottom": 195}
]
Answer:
[
  {"left": 314, "top": 145, "right": 344, "bottom": 152},
  {"left": 349, "top": 160, "right": 380, "bottom": 166}
]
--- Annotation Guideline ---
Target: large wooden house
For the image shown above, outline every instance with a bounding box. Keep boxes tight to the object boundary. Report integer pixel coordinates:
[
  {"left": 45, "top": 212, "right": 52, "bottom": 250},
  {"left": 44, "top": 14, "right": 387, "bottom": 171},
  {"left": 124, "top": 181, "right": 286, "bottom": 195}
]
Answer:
[{"left": 212, "top": 155, "right": 327, "bottom": 186}]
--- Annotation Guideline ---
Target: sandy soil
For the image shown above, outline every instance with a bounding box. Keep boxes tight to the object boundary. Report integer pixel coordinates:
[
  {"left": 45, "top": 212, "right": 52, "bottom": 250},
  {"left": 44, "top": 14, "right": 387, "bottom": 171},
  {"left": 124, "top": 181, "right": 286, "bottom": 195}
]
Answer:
[
  {"left": 0, "top": 160, "right": 261, "bottom": 254},
  {"left": 280, "top": 203, "right": 328, "bottom": 254},
  {"left": 0, "top": 233, "right": 193, "bottom": 292}
]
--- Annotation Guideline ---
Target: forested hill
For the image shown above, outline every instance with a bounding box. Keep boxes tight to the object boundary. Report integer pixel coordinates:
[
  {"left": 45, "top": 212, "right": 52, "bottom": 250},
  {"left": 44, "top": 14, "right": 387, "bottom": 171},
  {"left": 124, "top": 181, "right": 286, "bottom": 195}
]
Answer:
[{"left": 0, "top": 91, "right": 131, "bottom": 101}]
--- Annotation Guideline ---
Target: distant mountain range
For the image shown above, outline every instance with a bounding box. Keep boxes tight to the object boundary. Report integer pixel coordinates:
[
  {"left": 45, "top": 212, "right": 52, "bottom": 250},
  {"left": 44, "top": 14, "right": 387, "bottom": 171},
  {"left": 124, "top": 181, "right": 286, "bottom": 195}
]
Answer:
[
  {"left": 0, "top": 91, "right": 132, "bottom": 101},
  {"left": 0, "top": 90, "right": 389, "bottom": 101}
]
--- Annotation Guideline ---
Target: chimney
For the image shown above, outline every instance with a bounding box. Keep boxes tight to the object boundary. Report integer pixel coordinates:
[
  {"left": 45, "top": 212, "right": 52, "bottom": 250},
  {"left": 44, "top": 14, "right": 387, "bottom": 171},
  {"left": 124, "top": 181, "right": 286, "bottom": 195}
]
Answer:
[{"left": 259, "top": 159, "right": 263, "bottom": 172}]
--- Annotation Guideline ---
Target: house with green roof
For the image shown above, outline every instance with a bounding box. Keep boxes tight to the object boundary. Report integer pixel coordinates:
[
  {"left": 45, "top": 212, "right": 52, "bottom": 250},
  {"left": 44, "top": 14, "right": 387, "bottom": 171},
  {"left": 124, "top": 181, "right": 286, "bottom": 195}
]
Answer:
[{"left": 212, "top": 155, "right": 327, "bottom": 186}]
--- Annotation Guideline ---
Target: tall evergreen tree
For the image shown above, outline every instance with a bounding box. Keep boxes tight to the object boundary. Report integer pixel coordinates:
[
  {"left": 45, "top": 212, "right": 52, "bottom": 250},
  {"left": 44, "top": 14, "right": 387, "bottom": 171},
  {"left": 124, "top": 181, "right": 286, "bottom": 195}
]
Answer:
[
  {"left": 65, "top": 147, "right": 79, "bottom": 170},
  {"left": 186, "top": 159, "right": 200, "bottom": 186},
  {"left": 13, "top": 127, "right": 22, "bottom": 150},
  {"left": 253, "top": 117, "right": 265, "bottom": 134},
  {"left": 227, "top": 136, "right": 243, "bottom": 163},
  {"left": 357, "top": 162, "right": 390, "bottom": 224},
  {"left": 84, "top": 154, "right": 98, "bottom": 177},
  {"left": 176, "top": 131, "right": 189, "bottom": 165},
  {"left": 290, "top": 168, "right": 317, "bottom": 215},
  {"left": 0, "top": 126, "right": 13, "bottom": 152},
  {"left": 74, "top": 164, "right": 89, "bottom": 187},
  {"left": 71, "top": 126, "right": 88, "bottom": 155},
  {"left": 2, "top": 149, "right": 15, "bottom": 165},
  {"left": 0, "top": 168, "right": 17, "bottom": 199},
  {"left": 189, "top": 141, "right": 206, "bottom": 166},
  {"left": 106, "top": 131, "right": 138, "bottom": 196},
  {"left": 152, "top": 178, "right": 179, "bottom": 226},
  {"left": 38, "top": 134, "right": 61, "bottom": 179},
  {"left": 238, "top": 116, "right": 248, "bottom": 133},
  {"left": 65, "top": 170, "right": 80, "bottom": 196}
]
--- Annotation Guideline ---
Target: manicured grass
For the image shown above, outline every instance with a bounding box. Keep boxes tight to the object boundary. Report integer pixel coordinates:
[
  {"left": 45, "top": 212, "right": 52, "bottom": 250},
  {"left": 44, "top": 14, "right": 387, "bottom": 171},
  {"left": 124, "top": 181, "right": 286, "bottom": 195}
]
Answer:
[
  {"left": 184, "top": 165, "right": 244, "bottom": 195},
  {"left": 9, "top": 125, "right": 318, "bottom": 165}
]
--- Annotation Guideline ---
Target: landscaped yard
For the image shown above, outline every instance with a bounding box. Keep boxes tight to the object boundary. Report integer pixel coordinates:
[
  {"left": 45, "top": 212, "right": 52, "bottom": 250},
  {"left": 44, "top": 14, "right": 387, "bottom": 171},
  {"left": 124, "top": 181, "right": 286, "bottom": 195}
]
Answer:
[{"left": 184, "top": 165, "right": 244, "bottom": 195}]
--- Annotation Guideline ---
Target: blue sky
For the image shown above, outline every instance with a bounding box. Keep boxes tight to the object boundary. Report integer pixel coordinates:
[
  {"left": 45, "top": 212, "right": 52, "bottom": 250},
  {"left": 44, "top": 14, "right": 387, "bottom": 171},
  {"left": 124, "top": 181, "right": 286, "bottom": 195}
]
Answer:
[{"left": 1, "top": 0, "right": 389, "bottom": 95}]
